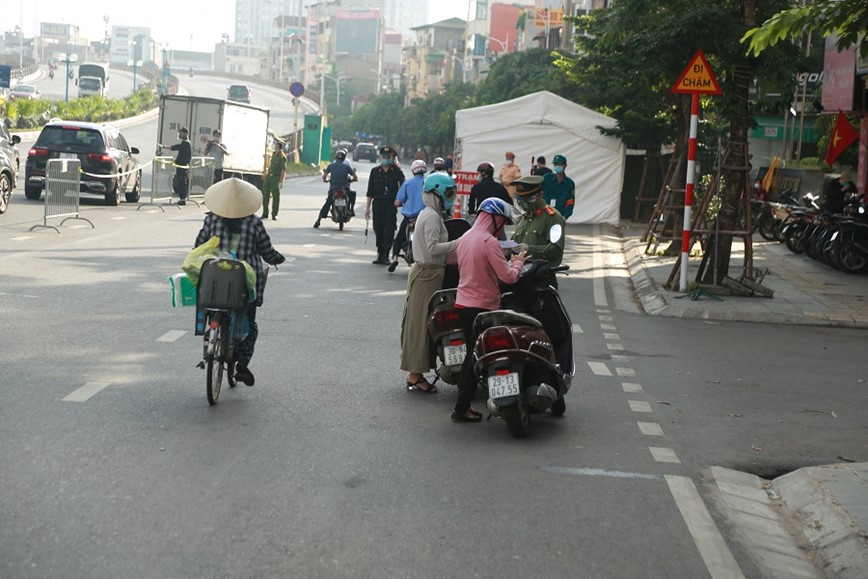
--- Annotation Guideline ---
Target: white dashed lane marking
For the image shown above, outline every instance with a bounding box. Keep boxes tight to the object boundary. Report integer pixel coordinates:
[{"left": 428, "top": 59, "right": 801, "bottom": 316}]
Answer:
[
  {"left": 650, "top": 447, "right": 681, "bottom": 464},
  {"left": 603, "top": 333, "right": 620, "bottom": 341},
  {"left": 622, "top": 382, "right": 644, "bottom": 393},
  {"left": 587, "top": 361, "right": 612, "bottom": 376},
  {"left": 571, "top": 323, "right": 584, "bottom": 334},
  {"left": 62, "top": 382, "right": 111, "bottom": 402},
  {"left": 637, "top": 422, "right": 665, "bottom": 436},
  {"left": 616, "top": 367, "right": 635, "bottom": 377},
  {"left": 156, "top": 330, "right": 187, "bottom": 343},
  {"left": 607, "top": 343, "right": 625, "bottom": 351},
  {"left": 629, "top": 400, "right": 652, "bottom": 413}
]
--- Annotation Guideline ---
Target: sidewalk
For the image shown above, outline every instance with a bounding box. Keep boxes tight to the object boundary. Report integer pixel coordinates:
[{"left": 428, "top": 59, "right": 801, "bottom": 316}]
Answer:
[
  {"left": 619, "top": 223, "right": 868, "bottom": 329},
  {"left": 616, "top": 223, "right": 868, "bottom": 577}
]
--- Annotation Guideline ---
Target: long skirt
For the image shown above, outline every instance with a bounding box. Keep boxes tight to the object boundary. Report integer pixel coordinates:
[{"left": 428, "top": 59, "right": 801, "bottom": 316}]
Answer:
[{"left": 400, "top": 263, "right": 445, "bottom": 373}]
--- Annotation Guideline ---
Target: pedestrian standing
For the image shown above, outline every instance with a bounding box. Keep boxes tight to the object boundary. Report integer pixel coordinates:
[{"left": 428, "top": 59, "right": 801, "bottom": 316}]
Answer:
[
  {"left": 511, "top": 175, "right": 566, "bottom": 267},
  {"left": 531, "top": 155, "right": 553, "bottom": 176},
  {"left": 159, "top": 126, "right": 192, "bottom": 205},
  {"left": 400, "top": 173, "right": 460, "bottom": 392},
  {"left": 499, "top": 151, "right": 522, "bottom": 198},
  {"left": 365, "top": 146, "right": 406, "bottom": 265},
  {"left": 261, "top": 137, "right": 287, "bottom": 221},
  {"left": 195, "top": 178, "right": 286, "bottom": 386},
  {"left": 204, "top": 129, "right": 229, "bottom": 183},
  {"left": 542, "top": 154, "right": 575, "bottom": 220},
  {"left": 452, "top": 198, "right": 526, "bottom": 423}
]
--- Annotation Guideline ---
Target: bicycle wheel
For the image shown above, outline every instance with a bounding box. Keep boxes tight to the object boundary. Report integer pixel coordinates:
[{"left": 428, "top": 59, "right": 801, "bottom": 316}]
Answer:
[{"left": 206, "top": 314, "right": 226, "bottom": 405}]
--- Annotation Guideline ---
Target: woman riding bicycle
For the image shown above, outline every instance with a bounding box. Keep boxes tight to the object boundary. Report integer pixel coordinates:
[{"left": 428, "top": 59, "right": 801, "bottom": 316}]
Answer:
[{"left": 195, "top": 178, "right": 285, "bottom": 386}]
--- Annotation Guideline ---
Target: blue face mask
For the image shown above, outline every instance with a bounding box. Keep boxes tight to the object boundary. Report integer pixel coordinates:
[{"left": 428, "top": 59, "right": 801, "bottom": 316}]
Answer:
[
  {"left": 554, "top": 165, "right": 565, "bottom": 174},
  {"left": 380, "top": 158, "right": 391, "bottom": 166}
]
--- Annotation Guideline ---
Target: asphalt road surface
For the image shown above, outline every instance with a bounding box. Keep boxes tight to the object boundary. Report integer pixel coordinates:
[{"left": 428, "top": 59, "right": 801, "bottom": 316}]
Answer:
[{"left": 1, "top": 80, "right": 865, "bottom": 579}]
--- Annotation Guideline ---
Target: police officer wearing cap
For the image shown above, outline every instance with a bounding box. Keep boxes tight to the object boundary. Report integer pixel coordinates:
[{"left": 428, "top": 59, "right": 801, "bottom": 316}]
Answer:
[
  {"left": 261, "top": 137, "right": 288, "bottom": 220},
  {"left": 542, "top": 154, "right": 575, "bottom": 220},
  {"left": 365, "top": 146, "right": 406, "bottom": 264},
  {"left": 159, "top": 126, "right": 192, "bottom": 205},
  {"left": 512, "top": 175, "right": 566, "bottom": 267}
]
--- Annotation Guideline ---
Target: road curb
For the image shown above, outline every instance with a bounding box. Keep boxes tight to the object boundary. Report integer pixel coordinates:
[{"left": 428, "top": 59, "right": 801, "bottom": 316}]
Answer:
[
  {"left": 774, "top": 463, "right": 868, "bottom": 578},
  {"left": 707, "top": 466, "right": 819, "bottom": 578}
]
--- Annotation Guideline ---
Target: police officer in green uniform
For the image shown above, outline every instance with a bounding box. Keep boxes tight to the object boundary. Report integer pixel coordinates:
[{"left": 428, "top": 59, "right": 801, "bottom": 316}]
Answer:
[
  {"left": 542, "top": 154, "right": 575, "bottom": 220},
  {"left": 262, "top": 137, "right": 288, "bottom": 220},
  {"left": 365, "top": 146, "right": 405, "bottom": 264},
  {"left": 511, "top": 175, "right": 566, "bottom": 267}
]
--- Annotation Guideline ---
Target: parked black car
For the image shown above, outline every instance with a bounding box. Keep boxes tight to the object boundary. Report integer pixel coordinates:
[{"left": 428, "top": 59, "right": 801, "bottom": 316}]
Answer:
[
  {"left": 353, "top": 142, "right": 378, "bottom": 163},
  {"left": 25, "top": 120, "right": 142, "bottom": 206},
  {"left": 0, "top": 121, "right": 21, "bottom": 214}
]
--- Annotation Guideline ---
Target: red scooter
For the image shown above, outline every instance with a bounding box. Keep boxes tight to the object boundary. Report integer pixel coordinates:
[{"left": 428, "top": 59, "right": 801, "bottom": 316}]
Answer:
[{"left": 473, "top": 228, "right": 574, "bottom": 437}]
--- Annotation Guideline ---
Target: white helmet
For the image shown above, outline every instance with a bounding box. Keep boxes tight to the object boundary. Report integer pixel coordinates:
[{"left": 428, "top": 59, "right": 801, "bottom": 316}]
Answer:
[{"left": 410, "top": 159, "right": 427, "bottom": 175}]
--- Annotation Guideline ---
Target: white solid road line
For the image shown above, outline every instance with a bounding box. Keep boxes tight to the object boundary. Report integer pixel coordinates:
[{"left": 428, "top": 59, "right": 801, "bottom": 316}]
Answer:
[
  {"left": 62, "top": 382, "right": 111, "bottom": 402},
  {"left": 666, "top": 475, "right": 746, "bottom": 579},
  {"left": 156, "top": 330, "right": 187, "bottom": 342},
  {"left": 592, "top": 224, "right": 607, "bottom": 307}
]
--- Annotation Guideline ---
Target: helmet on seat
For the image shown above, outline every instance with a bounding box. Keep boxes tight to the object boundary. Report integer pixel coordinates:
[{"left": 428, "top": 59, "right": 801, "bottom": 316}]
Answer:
[
  {"left": 477, "top": 162, "right": 495, "bottom": 177},
  {"left": 336, "top": 149, "right": 347, "bottom": 161},
  {"left": 410, "top": 159, "right": 427, "bottom": 175},
  {"left": 478, "top": 197, "right": 513, "bottom": 224}
]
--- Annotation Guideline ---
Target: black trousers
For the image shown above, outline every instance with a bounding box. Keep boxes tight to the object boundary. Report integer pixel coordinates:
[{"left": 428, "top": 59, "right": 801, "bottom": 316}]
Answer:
[
  {"left": 173, "top": 168, "right": 189, "bottom": 199},
  {"left": 392, "top": 215, "right": 415, "bottom": 257},
  {"left": 372, "top": 198, "right": 397, "bottom": 258},
  {"left": 213, "top": 168, "right": 224, "bottom": 182},
  {"left": 455, "top": 307, "right": 487, "bottom": 414}
]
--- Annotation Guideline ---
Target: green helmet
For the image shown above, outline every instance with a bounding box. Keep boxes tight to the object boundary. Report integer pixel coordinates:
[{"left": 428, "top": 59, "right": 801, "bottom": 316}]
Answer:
[{"left": 423, "top": 172, "right": 455, "bottom": 199}]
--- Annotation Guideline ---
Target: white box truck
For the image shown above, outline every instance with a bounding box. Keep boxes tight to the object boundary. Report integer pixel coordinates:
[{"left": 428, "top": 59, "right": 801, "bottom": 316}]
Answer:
[
  {"left": 77, "top": 63, "right": 109, "bottom": 98},
  {"left": 157, "top": 95, "right": 270, "bottom": 187}
]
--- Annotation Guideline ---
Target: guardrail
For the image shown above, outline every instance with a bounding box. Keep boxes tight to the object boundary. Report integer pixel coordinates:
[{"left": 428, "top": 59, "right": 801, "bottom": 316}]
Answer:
[{"left": 30, "top": 158, "right": 94, "bottom": 233}]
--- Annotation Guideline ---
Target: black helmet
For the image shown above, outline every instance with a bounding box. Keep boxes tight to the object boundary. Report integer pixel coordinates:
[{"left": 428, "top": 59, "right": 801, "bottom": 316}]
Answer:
[{"left": 477, "top": 161, "right": 494, "bottom": 177}]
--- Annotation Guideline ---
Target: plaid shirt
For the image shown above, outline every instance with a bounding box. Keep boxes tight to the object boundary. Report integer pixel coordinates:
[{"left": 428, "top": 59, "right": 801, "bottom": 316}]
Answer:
[{"left": 195, "top": 213, "right": 285, "bottom": 304}]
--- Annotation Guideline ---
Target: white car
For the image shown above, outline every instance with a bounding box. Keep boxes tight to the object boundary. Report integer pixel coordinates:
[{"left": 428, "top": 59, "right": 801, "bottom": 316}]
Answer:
[{"left": 10, "top": 84, "right": 41, "bottom": 100}]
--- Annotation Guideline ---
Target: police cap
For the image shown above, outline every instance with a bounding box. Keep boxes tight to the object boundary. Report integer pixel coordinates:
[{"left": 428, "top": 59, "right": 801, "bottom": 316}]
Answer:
[{"left": 513, "top": 175, "right": 544, "bottom": 196}]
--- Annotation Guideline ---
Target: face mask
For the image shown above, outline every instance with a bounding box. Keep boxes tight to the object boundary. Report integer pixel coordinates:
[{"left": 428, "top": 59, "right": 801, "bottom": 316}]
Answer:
[
  {"left": 505, "top": 159, "right": 513, "bottom": 165},
  {"left": 554, "top": 165, "right": 565, "bottom": 174},
  {"left": 516, "top": 197, "right": 536, "bottom": 213},
  {"left": 380, "top": 158, "right": 391, "bottom": 166},
  {"left": 442, "top": 197, "right": 454, "bottom": 215}
]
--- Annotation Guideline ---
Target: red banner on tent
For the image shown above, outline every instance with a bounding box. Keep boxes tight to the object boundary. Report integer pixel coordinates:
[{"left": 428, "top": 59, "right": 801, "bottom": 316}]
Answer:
[{"left": 825, "top": 111, "right": 859, "bottom": 166}]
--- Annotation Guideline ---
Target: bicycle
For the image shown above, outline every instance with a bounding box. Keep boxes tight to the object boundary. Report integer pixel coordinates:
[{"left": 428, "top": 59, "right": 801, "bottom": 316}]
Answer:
[{"left": 195, "top": 258, "right": 251, "bottom": 405}]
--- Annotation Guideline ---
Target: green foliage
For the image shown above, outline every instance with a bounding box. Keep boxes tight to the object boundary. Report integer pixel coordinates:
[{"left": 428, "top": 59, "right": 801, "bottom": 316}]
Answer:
[
  {"left": 7, "top": 88, "right": 156, "bottom": 129},
  {"left": 473, "top": 48, "right": 582, "bottom": 105},
  {"left": 743, "top": 0, "right": 868, "bottom": 58}
]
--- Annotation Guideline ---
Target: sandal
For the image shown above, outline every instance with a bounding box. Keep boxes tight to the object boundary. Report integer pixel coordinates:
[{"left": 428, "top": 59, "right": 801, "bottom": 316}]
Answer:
[
  {"left": 451, "top": 409, "right": 483, "bottom": 423},
  {"left": 406, "top": 376, "right": 437, "bottom": 394}
]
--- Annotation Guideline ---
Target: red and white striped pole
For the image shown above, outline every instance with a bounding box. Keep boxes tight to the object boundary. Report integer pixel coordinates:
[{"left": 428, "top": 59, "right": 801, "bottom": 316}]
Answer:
[{"left": 680, "top": 93, "right": 699, "bottom": 292}]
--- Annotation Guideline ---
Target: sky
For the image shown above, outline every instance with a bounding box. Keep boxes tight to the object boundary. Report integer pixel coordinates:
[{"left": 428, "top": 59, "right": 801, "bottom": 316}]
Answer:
[{"left": 1, "top": 1, "right": 470, "bottom": 53}]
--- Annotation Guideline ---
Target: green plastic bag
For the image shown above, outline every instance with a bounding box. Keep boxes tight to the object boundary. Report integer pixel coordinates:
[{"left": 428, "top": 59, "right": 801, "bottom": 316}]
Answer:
[{"left": 182, "top": 236, "right": 220, "bottom": 285}]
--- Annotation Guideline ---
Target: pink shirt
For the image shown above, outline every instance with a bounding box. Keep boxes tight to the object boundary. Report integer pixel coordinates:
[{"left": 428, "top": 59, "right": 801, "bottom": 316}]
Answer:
[{"left": 455, "top": 212, "right": 523, "bottom": 311}]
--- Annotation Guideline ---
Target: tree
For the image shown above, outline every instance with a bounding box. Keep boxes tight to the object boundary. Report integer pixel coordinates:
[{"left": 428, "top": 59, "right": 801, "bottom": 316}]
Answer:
[
  {"left": 474, "top": 48, "right": 581, "bottom": 106},
  {"left": 742, "top": 0, "right": 868, "bottom": 58}
]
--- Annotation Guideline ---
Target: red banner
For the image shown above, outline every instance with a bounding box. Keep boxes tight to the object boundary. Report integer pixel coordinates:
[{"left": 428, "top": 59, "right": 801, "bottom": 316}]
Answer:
[
  {"left": 452, "top": 170, "right": 477, "bottom": 196},
  {"left": 825, "top": 112, "right": 858, "bottom": 167}
]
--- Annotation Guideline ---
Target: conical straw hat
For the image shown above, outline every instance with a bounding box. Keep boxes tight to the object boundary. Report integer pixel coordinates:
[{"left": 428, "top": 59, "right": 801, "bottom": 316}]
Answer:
[{"left": 203, "top": 178, "right": 262, "bottom": 218}]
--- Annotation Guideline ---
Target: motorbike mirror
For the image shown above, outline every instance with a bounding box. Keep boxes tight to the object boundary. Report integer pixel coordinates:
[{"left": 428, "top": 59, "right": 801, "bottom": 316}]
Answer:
[{"left": 549, "top": 224, "right": 563, "bottom": 244}]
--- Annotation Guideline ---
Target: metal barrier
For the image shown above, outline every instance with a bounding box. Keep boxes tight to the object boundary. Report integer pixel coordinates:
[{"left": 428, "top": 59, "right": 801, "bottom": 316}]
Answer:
[
  {"left": 138, "top": 156, "right": 182, "bottom": 211},
  {"left": 30, "top": 159, "right": 94, "bottom": 233},
  {"left": 188, "top": 157, "right": 215, "bottom": 200}
]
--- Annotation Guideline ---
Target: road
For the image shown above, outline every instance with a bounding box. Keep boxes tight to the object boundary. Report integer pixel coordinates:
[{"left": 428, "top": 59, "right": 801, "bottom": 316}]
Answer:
[{"left": 1, "top": 80, "right": 865, "bottom": 579}]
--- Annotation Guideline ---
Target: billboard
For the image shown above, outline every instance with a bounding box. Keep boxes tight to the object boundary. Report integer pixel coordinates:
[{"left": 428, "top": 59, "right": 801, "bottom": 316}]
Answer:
[
  {"left": 335, "top": 10, "right": 380, "bottom": 56},
  {"left": 110, "top": 25, "right": 151, "bottom": 65}
]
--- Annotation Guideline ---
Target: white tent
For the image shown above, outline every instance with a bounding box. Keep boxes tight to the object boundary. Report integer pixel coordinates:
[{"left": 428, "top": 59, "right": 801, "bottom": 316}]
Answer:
[{"left": 454, "top": 91, "right": 625, "bottom": 225}]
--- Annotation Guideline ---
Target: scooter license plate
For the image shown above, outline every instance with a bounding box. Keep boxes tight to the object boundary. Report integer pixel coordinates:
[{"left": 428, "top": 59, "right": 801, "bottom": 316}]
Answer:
[
  {"left": 444, "top": 344, "right": 465, "bottom": 366},
  {"left": 488, "top": 372, "right": 519, "bottom": 399},
  {"left": 334, "top": 197, "right": 347, "bottom": 207}
]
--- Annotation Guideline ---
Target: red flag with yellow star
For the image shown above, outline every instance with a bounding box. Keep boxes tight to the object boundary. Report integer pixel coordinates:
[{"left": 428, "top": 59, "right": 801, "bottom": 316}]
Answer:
[{"left": 825, "top": 112, "right": 858, "bottom": 166}]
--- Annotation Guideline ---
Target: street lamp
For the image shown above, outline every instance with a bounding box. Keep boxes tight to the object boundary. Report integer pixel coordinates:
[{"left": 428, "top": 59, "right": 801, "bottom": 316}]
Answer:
[
  {"left": 475, "top": 33, "right": 508, "bottom": 53},
  {"left": 59, "top": 50, "right": 78, "bottom": 102},
  {"left": 127, "top": 59, "right": 143, "bottom": 93}
]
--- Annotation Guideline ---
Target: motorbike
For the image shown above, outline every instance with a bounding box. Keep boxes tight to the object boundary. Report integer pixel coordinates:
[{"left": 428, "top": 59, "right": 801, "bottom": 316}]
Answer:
[
  {"left": 322, "top": 175, "right": 357, "bottom": 231},
  {"left": 48, "top": 69, "right": 54, "bottom": 80},
  {"left": 472, "top": 225, "right": 574, "bottom": 438},
  {"left": 426, "top": 218, "right": 471, "bottom": 387}
]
